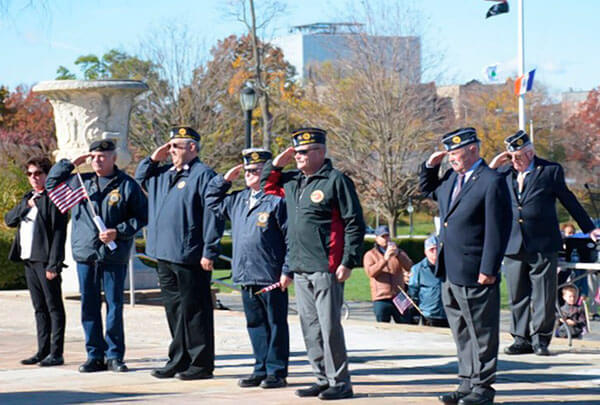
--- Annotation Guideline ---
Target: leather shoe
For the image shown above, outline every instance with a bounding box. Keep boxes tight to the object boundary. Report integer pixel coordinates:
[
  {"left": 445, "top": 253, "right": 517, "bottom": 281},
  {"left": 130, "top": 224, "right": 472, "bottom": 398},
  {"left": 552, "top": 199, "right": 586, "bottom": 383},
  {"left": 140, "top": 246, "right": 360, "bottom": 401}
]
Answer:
[
  {"left": 295, "top": 383, "right": 329, "bottom": 397},
  {"left": 107, "top": 359, "right": 128, "bottom": 372},
  {"left": 39, "top": 355, "right": 64, "bottom": 367},
  {"left": 151, "top": 367, "right": 179, "bottom": 379},
  {"left": 79, "top": 358, "right": 107, "bottom": 373},
  {"left": 238, "top": 374, "right": 265, "bottom": 387},
  {"left": 504, "top": 342, "right": 533, "bottom": 355},
  {"left": 20, "top": 354, "right": 44, "bottom": 365},
  {"left": 534, "top": 345, "right": 551, "bottom": 356},
  {"left": 260, "top": 375, "right": 287, "bottom": 389},
  {"left": 439, "top": 390, "right": 469, "bottom": 404},
  {"left": 175, "top": 369, "right": 214, "bottom": 380},
  {"left": 458, "top": 392, "right": 493, "bottom": 405},
  {"left": 318, "top": 385, "right": 354, "bottom": 400}
]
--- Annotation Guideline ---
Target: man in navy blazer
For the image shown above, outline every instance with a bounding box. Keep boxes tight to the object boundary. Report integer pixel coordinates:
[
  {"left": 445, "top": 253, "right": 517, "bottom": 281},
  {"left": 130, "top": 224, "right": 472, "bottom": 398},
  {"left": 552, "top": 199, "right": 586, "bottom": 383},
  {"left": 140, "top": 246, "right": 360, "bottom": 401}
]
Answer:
[
  {"left": 420, "top": 127, "right": 512, "bottom": 405},
  {"left": 489, "top": 131, "right": 599, "bottom": 356}
]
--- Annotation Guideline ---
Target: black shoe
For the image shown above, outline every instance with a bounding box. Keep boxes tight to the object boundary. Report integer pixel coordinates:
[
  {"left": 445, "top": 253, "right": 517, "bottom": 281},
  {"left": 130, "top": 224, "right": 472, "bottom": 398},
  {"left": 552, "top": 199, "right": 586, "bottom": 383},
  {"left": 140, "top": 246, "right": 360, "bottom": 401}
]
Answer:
[
  {"left": 295, "top": 383, "right": 329, "bottom": 397},
  {"left": 458, "top": 392, "right": 493, "bottom": 405},
  {"left": 591, "top": 313, "right": 600, "bottom": 321},
  {"left": 260, "top": 375, "right": 287, "bottom": 389},
  {"left": 439, "top": 391, "right": 470, "bottom": 404},
  {"left": 238, "top": 374, "right": 265, "bottom": 387},
  {"left": 504, "top": 342, "right": 533, "bottom": 355},
  {"left": 20, "top": 354, "right": 44, "bottom": 365},
  {"left": 175, "top": 368, "right": 214, "bottom": 380},
  {"left": 39, "top": 355, "right": 64, "bottom": 367},
  {"left": 79, "top": 358, "right": 107, "bottom": 373},
  {"left": 151, "top": 367, "right": 179, "bottom": 379},
  {"left": 318, "top": 385, "right": 354, "bottom": 400},
  {"left": 534, "top": 345, "right": 551, "bottom": 356},
  {"left": 107, "top": 359, "right": 128, "bottom": 372}
]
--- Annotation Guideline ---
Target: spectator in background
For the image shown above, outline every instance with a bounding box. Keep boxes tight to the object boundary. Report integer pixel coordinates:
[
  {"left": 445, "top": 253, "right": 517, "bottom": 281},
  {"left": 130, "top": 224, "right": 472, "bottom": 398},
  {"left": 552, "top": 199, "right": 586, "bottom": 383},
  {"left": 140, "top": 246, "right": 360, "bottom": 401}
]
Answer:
[
  {"left": 363, "top": 225, "right": 413, "bottom": 323},
  {"left": 559, "top": 224, "right": 588, "bottom": 301},
  {"left": 407, "top": 235, "right": 448, "bottom": 328},
  {"left": 5, "top": 156, "right": 68, "bottom": 367},
  {"left": 556, "top": 285, "right": 587, "bottom": 339}
]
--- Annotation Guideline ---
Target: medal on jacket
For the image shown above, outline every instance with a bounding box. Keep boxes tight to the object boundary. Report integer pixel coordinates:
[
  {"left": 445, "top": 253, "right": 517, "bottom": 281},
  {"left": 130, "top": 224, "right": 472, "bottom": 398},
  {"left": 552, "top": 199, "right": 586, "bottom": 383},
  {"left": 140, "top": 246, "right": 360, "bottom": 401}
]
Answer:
[
  {"left": 177, "top": 180, "right": 186, "bottom": 189},
  {"left": 256, "top": 212, "right": 269, "bottom": 227},
  {"left": 310, "top": 190, "right": 324, "bottom": 203}
]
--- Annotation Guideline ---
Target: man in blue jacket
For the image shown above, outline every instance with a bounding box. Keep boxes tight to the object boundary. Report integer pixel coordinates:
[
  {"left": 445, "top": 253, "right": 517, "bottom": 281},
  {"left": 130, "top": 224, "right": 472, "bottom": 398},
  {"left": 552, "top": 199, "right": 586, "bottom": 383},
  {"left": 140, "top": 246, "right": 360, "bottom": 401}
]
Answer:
[
  {"left": 46, "top": 140, "right": 148, "bottom": 373},
  {"left": 135, "top": 126, "right": 223, "bottom": 381},
  {"left": 206, "top": 148, "right": 292, "bottom": 389},
  {"left": 419, "top": 128, "right": 512, "bottom": 405}
]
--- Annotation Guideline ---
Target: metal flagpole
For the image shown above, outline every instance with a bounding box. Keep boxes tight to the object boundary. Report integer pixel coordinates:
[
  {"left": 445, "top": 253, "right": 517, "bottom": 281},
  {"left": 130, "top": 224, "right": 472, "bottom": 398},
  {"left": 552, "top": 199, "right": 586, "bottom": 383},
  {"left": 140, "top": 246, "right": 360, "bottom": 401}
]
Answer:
[{"left": 518, "top": 0, "right": 526, "bottom": 130}]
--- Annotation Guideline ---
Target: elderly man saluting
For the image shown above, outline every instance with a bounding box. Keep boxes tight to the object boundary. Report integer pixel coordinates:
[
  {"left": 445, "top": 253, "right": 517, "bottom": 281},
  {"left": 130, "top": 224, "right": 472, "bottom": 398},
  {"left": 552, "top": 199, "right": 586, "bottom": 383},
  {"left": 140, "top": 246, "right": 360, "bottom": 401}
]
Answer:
[
  {"left": 46, "top": 139, "right": 148, "bottom": 373},
  {"left": 420, "top": 128, "right": 512, "bottom": 405},
  {"left": 262, "top": 128, "right": 365, "bottom": 400},
  {"left": 489, "top": 131, "right": 600, "bottom": 356},
  {"left": 136, "top": 127, "right": 223, "bottom": 381}
]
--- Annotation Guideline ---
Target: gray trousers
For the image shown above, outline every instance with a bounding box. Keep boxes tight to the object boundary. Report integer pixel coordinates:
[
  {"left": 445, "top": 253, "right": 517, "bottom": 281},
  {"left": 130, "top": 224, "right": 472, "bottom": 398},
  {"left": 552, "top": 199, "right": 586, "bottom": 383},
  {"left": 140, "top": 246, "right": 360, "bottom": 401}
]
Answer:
[
  {"left": 503, "top": 252, "right": 557, "bottom": 347},
  {"left": 442, "top": 281, "right": 500, "bottom": 397},
  {"left": 294, "top": 272, "right": 351, "bottom": 389}
]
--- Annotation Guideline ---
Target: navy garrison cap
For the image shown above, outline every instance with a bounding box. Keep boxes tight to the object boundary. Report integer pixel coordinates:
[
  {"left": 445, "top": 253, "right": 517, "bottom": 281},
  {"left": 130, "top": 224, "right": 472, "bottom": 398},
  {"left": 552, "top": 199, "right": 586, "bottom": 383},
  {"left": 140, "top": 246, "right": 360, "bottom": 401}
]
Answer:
[
  {"left": 89, "top": 139, "right": 116, "bottom": 152},
  {"left": 169, "top": 126, "right": 200, "bottom": 142},
  {"left": 504, "top": 130, "right": 531, "bottom": 152},
  {"left": 441, "top": 127, "right": 479, "bottom": 151},
  {"left": 242, "top": 148, "right": 272, "bottom": 166},
  {"left": 292, "top": 127, "right": 326, "bottom": 147},
  {"left": 375, "top": 225, "right": 390, "bottom": 237}
]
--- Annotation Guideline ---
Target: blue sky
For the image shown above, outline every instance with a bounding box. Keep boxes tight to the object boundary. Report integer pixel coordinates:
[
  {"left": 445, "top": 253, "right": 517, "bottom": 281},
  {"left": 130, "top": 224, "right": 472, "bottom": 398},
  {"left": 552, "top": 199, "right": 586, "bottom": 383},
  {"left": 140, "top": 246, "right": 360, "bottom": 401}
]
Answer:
[{"left": 1, "top": 0, "right": 599, "bottom": 96}]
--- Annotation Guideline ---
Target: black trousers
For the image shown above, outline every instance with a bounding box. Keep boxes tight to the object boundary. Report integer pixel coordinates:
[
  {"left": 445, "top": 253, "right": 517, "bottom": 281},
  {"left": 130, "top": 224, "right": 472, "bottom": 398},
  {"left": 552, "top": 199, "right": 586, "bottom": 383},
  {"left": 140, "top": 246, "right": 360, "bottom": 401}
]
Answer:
[
  {"left": 24, "top": 261, "right": 65, "bottom": 357},
  {"left": 156, "top": 260, "right": 214, "bottom": 373}
]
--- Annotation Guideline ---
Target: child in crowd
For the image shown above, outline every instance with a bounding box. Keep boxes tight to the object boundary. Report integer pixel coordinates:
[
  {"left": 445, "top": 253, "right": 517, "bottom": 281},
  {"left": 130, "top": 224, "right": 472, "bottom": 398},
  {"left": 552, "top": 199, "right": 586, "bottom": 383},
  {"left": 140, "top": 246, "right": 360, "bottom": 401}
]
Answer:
[{"left": 556, "top": 285, "right": 587, "bottom": 339}]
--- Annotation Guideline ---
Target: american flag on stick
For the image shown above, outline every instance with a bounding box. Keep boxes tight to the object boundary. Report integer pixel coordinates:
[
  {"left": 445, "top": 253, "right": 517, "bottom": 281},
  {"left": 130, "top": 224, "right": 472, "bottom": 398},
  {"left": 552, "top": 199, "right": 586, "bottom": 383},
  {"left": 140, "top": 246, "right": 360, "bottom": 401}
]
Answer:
[
  {"left": 393, "top": 286, "right": 425, "bottom": 317},
  {"left": 255, "top": 282, "right": 282, "bottom": 295},
  {"left": 47, "top": 175, "right": 88, "bottom": 214}
]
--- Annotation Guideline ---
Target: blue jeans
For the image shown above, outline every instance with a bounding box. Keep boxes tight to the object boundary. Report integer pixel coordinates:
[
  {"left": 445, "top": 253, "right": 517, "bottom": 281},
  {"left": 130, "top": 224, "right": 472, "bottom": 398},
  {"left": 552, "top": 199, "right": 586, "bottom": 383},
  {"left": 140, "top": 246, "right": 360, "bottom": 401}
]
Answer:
[
  {"left": 76, "top": 262, "right": 127, "bottom": 361},
  {"left": 373, "top": 299, "right": 413, "bottom": 323},
  {"left": 241, "top": 285, "right": 289, "bottom": 378}
]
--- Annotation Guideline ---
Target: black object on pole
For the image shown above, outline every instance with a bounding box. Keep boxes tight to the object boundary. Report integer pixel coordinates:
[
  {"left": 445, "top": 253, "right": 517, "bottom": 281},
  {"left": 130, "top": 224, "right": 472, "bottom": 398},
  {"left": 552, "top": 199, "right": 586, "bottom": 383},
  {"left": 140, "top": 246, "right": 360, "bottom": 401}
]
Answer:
[{"left": 240, "top": 85, "right": 258, "bottom": 149}]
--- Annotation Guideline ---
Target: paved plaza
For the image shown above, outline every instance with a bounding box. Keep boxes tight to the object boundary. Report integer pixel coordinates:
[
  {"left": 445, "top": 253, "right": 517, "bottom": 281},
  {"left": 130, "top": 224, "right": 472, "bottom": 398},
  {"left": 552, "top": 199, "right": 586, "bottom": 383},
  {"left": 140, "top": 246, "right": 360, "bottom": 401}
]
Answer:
[{"left": 1, "top": 290, "right": 599, "bottom": 404}]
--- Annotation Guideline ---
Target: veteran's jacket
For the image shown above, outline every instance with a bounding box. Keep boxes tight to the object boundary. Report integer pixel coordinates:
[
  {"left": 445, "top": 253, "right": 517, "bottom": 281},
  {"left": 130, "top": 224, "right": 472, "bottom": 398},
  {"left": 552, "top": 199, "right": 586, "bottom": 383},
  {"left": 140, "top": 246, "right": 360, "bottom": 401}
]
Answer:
[
  {"left": 496, "top": 156, "right": 595, "bottom": 255},
  {"left": 261, "top": 158, "right": 366, "bottom": 273},
  {"left": 46, "top": 159, "right": 148, "bottom": 265},
  {"left": 206, "top": 175, "right": 289, "bottom": 285},
  {"left": 135, "top": 156, "right": 223, "bottom": 265},
  {"left": 419, "top": 160, "right": 512, "bottom": 286}
]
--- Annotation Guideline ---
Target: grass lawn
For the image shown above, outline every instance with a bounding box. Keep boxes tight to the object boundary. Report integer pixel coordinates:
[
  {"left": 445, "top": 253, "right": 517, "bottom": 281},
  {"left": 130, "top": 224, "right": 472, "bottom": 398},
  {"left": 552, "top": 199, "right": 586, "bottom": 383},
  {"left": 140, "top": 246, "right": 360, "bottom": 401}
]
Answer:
[{"left": 213, "top": 268, "right": 511, "bottom": 309}]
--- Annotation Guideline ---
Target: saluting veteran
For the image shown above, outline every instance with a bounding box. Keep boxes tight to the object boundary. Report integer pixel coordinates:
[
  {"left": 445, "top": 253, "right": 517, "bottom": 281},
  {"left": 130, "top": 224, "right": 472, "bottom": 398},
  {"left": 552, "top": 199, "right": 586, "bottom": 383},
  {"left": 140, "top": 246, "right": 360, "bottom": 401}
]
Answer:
[
  {"left": 206, "top": 148, "right": 291, "bottom": 389},
  {"left": 46, "top": 139, "right": 148, "bottom": 373},
  {"left": 135, "top": 126, "right": 224, "bottom": 381},
  {"left": 419, "top": 128, "right": 512, "bottom": 405},
  {"left": 262, "top": 128, "right": 365, "bottom": 401},
  {"left": 489, "top": 131, "right": 600, "bottom": 356}
]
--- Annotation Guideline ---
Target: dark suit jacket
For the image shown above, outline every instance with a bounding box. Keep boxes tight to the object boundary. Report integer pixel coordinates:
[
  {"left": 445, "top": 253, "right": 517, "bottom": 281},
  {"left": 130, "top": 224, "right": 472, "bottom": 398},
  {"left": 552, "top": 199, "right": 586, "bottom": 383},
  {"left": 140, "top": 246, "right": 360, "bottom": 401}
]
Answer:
[
  {"left": 4, "top": 190, "right": 68, "bottom": 272},
  {"left": 419, "top": 160, "right": 512, "bottom": 286},
  {"left": 496, "top": 156, "right": 595, "bottom": 255}
]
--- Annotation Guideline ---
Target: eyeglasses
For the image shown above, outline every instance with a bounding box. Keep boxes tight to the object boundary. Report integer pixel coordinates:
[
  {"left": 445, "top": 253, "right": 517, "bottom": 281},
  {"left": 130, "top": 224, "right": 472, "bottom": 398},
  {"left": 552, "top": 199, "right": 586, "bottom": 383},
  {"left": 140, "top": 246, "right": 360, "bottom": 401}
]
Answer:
[
  {"left": 294, "top": 147, "right": 320, "bottom": 156},
  {"left": 245, "top": 168, "right": 261, "bottom": 175},
  {"left": 169, "top": 143, "right": 188, "bottom": 150},
  {"left": 26, "top": 170, "right": 43, "bottom": 177}
]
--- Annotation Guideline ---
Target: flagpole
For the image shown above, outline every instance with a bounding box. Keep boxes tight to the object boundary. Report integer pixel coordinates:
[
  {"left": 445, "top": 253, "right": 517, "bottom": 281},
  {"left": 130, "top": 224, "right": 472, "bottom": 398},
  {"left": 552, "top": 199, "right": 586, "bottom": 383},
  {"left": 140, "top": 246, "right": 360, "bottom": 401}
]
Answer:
[{"left": 518, "top": 0, "right": 526, "bottom": 130}]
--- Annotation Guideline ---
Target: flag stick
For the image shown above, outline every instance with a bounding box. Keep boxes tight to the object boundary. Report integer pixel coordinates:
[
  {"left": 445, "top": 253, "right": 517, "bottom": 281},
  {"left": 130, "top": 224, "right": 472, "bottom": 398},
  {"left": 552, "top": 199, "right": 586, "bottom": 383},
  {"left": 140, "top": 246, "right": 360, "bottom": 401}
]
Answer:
[
  {"left": 583, "top": 300, "right": 592, "bottom": 333},
  {"left": 518, "top": 0, "right": 526, "bottom": 130},
  {"left": 397, "top": 285, "right": 426, "bottom": 318}
]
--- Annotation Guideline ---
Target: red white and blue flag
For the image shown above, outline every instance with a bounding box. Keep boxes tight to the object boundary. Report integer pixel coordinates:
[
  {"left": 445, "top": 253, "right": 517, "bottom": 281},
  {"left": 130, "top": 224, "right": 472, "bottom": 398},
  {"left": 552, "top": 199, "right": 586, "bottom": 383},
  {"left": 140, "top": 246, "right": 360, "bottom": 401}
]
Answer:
[
  {"left": 514, "top": 69, "right": 536, "bottom": 95},
  {"left": 393, "top": 289, "right": 413, "bottom": 315},
  {"left": 48, "top": 177, "right": 88, "bottom": 213}
]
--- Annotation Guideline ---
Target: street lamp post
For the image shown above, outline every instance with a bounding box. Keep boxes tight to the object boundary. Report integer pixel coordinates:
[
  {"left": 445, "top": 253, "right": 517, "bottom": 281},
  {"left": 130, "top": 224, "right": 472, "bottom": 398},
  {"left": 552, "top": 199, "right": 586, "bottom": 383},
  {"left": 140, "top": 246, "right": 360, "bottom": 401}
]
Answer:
[
  {"left": 240, "top": 85, "right": 258, "bottom": 148},
  {"left": 407, "top": 197, "right": 414, "bottom": 238}
]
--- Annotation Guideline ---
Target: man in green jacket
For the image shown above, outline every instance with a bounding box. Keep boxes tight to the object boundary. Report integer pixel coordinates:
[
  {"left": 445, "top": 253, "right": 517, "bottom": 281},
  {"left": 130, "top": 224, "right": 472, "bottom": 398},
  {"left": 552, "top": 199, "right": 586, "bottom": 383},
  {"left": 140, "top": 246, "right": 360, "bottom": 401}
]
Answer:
[{"left": 261, "top": 127, "right": 365, "bottom": 400}]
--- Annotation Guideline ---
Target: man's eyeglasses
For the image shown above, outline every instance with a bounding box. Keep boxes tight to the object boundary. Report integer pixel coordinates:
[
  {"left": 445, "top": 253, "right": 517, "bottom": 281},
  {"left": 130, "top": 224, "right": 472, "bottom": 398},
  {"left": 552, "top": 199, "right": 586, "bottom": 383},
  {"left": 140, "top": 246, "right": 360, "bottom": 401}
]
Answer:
[
  {"left": 245, "top": 168, "right": 262, "bottom": 175},
  {"left": 169, "top": 143, "right": 188, "bottom": 150},
  {"left": 294, "top": 147, "right": 320, "bottom": 156},
  {"left": 26, "top": 170, "right": 43, "bottom": 177}
]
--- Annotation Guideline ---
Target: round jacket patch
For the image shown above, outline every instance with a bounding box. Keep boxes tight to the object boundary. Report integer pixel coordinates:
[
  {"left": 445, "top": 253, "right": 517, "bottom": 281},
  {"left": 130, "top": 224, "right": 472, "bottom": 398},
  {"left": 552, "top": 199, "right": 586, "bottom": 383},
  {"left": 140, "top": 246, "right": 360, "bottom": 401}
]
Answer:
[
  {"left": 310, "top": 190, "right": 325, "bottom": 203},
  {"left": 177, "top": 180, "right": 186, "bottom": 189},
  {"left": 256, "top": 212, "right": 269, "bottom": 227},
  {"left": 108, "top": 190, "right": 121, "bottom": 206}
]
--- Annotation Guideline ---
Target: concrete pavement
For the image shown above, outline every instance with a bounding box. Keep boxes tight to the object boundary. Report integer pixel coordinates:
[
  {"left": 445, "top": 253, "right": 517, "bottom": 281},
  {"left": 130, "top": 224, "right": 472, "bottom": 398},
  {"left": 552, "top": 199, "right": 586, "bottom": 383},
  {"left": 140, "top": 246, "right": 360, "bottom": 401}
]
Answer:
[{"left": 1, "top": 290, "right": 599, "bottom": 404}]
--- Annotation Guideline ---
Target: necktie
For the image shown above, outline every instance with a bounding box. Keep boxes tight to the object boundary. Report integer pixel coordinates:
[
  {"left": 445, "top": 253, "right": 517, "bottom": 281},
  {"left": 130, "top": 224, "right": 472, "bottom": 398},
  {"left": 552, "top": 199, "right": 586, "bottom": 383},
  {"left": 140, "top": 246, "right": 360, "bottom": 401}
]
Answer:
[
  {"left": 450, "top": 174, "right": 464, "bottom": 206},
  {"left": 517, "top": 171, "right": 526, "bottom": 194}
]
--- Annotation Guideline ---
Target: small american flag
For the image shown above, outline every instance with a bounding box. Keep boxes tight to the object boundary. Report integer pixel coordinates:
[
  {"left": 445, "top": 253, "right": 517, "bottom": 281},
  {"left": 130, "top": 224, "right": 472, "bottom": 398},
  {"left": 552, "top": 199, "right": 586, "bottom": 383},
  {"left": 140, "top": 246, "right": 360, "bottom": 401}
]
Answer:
[
  {"left": 393, "top": 290, "right": 413, "bottom": 315},
  {"left": 255, "top": 282, "right": 281, "bottom": 295},
  {"left": 48, "top": 177, "right": 87, "bottom": 214}
]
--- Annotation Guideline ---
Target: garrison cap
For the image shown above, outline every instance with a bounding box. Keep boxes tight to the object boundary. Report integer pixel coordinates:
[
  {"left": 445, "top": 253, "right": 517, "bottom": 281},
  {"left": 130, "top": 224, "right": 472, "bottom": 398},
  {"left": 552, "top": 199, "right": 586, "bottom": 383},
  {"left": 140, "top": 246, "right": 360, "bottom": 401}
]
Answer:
[
  {"left": 89, "top": 139, "right": 116, "bottom": 152},
  {"left": 242, "top": 148, "right": 272, "bottom": 166},
  {"left": 292, "top": 127, "right": 326, "bottom": 147},
  {"left": 169, "top": 126, "right": 200, "bottom": 142},
  {"left": 424, "top": 235, "right": 438, "bottom": 250},
  {"left": 375, "top": 225, "right": 390, "bottom": 237},
  {"left": 504, "top": 130, "right": 531, "bottom": 152},
  {"left": 441, "top": 127, "right": 479, "bottom": 151}
]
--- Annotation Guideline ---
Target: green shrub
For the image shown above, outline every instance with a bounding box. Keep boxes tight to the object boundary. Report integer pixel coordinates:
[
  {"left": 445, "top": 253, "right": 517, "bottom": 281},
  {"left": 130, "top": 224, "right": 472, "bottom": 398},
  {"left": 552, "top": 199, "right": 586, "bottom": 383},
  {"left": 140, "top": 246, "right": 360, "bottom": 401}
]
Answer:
[{"left": 0, "top": 228, "right": 25, "bottom": 289}]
